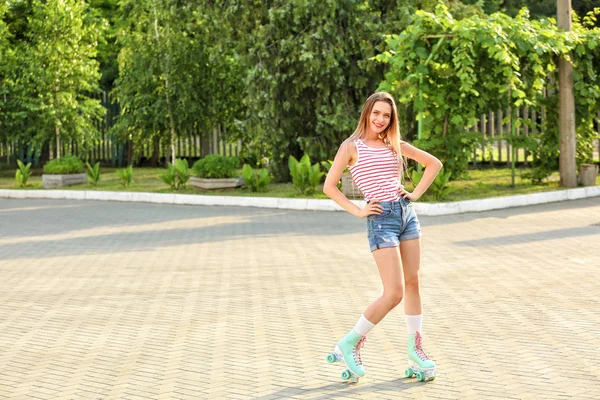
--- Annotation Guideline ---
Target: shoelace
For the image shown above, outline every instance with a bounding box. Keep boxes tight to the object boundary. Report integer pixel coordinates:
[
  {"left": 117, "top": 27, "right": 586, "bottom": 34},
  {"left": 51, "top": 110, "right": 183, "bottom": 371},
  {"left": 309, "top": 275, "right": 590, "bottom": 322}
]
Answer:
[
  {"left": 415, "top": 331, "right": 430, "bottom": 361},
  {"left": 354, "top": 336, "right": 367, "bottom": 365}
]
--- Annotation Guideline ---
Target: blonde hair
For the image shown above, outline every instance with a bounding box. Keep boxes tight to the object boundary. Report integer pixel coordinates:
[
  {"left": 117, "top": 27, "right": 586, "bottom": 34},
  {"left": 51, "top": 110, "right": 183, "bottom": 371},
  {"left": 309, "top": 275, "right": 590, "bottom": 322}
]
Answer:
[{"left": 347, "top": 91, "right": 405, "bottom": 179}]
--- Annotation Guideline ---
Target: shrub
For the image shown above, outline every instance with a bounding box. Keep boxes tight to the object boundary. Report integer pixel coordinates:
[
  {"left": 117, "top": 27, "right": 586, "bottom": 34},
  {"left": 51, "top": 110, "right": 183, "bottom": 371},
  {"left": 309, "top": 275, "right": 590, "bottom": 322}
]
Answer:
[
  {"left": 289, "top": 154, "right": 324, "bottom": 195},
  {"left": 241, "top": 164, "right": 271, "bottom": 192},
  {"left": 410, "top": 167, "right": 452, "bottom": 201},
  {"left": 43, "top": 156, "right": 84, "bottom": 174},
  {"left": 117, "top": 165, "right": 133, "bottom": 187},
  {"left": 15, "top": 160, "right": 32, "bottom": 188},
  {"left": 320, "top": 160, "right": 343, "bottom": 190},
  {"left": 192, "top": 155, "right": 240, "bottom": 179},
  {"left": 85, "top": 162, "right": 101, "bottom": 185},
  {"left": 161, "top": 158, "right": 190, "bottom": 190}
]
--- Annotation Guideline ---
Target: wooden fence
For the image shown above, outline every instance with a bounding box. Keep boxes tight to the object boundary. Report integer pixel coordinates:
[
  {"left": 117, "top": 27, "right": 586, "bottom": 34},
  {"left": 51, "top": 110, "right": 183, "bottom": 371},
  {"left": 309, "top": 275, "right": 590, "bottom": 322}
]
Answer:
[
  {"left": 0, "top": 91, "right": 241, "bottom": 167},
  {"left": 1, "top": 93, "right": 598, "bottom": 167}
]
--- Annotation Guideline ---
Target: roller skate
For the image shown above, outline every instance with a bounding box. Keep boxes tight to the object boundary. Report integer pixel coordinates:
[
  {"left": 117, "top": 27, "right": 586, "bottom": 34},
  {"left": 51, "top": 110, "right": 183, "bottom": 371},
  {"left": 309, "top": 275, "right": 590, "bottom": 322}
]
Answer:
[
  {"left": 404, "top": 331, "right": 436, "bottom": 382},
  {"left": 325, "top": 331, "right": 366, "bottom": 383}
]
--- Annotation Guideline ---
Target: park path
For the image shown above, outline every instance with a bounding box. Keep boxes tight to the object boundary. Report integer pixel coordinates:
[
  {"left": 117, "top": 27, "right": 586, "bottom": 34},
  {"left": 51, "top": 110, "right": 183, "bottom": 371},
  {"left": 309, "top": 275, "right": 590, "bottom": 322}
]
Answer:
[{"left": 0, "top": 198, "right": 599, "bottom": 399}]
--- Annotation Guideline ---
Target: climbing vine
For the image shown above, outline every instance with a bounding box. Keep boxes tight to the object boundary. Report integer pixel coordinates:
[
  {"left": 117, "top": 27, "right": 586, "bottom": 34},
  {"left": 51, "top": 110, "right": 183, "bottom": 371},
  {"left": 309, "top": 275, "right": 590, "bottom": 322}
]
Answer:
[{"left": 377, "top": 5, "right": 600, "bottom": 181}]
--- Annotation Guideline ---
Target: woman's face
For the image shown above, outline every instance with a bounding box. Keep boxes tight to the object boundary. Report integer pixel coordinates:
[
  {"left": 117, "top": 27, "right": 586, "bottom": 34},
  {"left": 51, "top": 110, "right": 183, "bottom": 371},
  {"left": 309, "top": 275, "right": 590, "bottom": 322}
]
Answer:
[{"left": 369, "top": 101, "right": 392, "bottom": 134}]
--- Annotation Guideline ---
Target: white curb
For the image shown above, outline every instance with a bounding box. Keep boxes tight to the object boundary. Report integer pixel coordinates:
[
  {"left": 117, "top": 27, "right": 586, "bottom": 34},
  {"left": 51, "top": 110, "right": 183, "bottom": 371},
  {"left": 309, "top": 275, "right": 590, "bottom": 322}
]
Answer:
[{"left": 0, "top": 186, "right": 598, "bottom": 216}]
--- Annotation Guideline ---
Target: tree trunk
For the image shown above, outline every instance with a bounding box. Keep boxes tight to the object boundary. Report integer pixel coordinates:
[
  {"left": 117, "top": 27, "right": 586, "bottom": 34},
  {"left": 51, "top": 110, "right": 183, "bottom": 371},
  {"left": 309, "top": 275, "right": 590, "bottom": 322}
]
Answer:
[
  {"left": 55, "top": 125, "right": 61, "bottom": 159},
  {"left": 153, "top": 0, "right": 176, "bottom": 165},
  {"left": 152, "top": 137, "right": 159, "bottom": 167},
  {"left": 557, "top": 0, "right": 577, "bottom": 188},
  {"left": 55, "top": 86, "right": 61, "bottom": 159}
]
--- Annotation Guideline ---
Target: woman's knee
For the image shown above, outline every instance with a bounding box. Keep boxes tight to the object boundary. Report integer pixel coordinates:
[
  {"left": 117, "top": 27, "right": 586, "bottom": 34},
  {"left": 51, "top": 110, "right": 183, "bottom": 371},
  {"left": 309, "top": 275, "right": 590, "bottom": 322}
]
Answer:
[
  {"left": 384, "top": 288, "right": 404, "bottom": 308},
  {"left": 405, "top": 275, "right": 420, "bottom": 292}
]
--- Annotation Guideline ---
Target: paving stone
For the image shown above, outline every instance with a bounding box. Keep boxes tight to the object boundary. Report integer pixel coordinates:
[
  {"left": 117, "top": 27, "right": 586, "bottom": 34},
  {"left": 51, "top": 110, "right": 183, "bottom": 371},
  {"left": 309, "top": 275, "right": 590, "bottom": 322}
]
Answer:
[{"left": 0, "top": 198, "right": 598, "bottom": 399}]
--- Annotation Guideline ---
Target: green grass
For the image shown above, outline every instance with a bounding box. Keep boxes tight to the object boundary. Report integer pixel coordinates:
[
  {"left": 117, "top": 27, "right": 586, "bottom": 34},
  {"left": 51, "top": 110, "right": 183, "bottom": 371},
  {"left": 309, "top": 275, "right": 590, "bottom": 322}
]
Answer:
[
  {"left": 407, "top": 168, "right": 564, "bottom": 202},
  {"left": 0, "top": 166, "right": 598, "bottom": 203},
  {"left": 0, "top": 167, "right": 329, "bottom": 199}
]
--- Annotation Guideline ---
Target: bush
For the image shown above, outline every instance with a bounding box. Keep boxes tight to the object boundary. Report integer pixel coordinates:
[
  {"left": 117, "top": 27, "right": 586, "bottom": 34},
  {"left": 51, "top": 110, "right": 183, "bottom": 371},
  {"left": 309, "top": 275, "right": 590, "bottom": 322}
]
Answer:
[
  {"left": 15, "top": 160, "right": 32, "bottom": 187},
  {"left": 43, "top": 156, "right": 84, "bottom": 174},
  {"left": 85, "top": 162, "right": 101, "bottom": 185},
  {"left": 161, "top": 158, "right": 190, "bottom": 190},
  {"left": 410, "top": 167, "right": 452, "bottom": 201},
  {"left": 321, "top": 160, "right": 343, "bottom": 190},
  {"left": 192, "top": 155, "right": 240, "bottom": 179},
  {"left": 289, "top": 154, "right": 324, "bottom": 195},
  {"left": 117, "top": 165, "right": 133, "bottom": 187},
  {"left": 241, "top": 164, "right": 271, "bottom": 192}
]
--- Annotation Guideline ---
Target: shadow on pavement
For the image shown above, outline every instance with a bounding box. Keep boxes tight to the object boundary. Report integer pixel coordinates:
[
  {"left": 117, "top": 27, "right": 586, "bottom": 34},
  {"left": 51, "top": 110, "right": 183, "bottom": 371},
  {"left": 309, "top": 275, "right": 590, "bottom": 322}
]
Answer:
[
  {"left": 252, "top": 377, "right": 429, "bottom": 400},
  {"left": 454, "top": 225, "right": 600, "bottom": 247},
  {"left": 1, "top": 197, "right": 597, "bottom": 260},
  {"left": 418, "top": 196, "right": 600, "bottom": 227}
]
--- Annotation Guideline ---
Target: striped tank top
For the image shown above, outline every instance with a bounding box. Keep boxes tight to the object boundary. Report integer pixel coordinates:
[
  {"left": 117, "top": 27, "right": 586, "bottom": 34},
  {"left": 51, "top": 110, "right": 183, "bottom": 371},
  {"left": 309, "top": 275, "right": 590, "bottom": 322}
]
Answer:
[{"left": 348, "top": 139, "right": 401, "bottom": 202}]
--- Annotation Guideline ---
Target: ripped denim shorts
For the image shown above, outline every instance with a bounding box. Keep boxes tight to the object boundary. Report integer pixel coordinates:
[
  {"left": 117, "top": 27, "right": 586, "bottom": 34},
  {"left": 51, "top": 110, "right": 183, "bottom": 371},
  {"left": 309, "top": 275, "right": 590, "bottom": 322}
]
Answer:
[{"left": 366, "top": 199, "right": 422, "bottom": 252}]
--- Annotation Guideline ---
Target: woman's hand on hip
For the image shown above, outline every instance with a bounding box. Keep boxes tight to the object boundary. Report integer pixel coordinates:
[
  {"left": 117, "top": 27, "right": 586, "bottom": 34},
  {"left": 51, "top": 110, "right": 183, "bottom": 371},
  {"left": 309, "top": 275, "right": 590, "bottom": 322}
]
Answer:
[
  {"left": 358, "top": 199, "right": 384, "bottom": 218},
  {"left": 398, "top": 186, "right": 419, "bottom": 201}
]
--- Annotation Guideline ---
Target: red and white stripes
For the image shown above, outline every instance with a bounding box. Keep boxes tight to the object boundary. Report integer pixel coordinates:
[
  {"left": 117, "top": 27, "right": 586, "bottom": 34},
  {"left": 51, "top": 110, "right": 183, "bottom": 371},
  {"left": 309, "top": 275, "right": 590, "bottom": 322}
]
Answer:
[{"left": 348, "top": 139, "right": 401, "bottom": 202}]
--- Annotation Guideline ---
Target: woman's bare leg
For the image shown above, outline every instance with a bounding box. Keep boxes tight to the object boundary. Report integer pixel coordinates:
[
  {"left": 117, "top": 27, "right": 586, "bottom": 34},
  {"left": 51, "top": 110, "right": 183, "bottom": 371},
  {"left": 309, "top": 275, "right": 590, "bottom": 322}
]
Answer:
[
  {"left": 400, "top": 238, "right": 422, "bottom": 315},
  {"left": 363, "top": 246, "right": 405, "bottom": 324}
]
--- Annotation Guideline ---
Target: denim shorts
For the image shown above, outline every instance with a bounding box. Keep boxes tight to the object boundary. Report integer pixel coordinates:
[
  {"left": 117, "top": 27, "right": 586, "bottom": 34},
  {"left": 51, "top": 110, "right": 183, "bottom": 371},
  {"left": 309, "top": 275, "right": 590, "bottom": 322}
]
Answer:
[{"left": 367, "top": 199, "right": 422, "bottom": 252}]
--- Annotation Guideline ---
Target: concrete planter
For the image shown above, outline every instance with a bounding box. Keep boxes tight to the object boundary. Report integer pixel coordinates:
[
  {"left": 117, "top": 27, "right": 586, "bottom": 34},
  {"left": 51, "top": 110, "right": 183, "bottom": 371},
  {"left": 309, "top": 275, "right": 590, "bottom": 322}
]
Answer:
[
  {"left": 341, "top": 172, "right": 363, "bottom": 199},
  {"left": 579, "top": 164, "right": 599, "bottom": 187},
  {"left": 190, "top": 176, "right": 244, "bottom": 190},
  {"left": 42, "top": 173, "right": 87, "bottom": 189}
]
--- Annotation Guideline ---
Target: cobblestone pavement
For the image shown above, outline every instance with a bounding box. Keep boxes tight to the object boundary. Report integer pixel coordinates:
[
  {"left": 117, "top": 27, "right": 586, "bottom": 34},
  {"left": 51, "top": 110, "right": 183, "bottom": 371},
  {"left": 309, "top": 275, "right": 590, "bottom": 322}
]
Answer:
[{"left": 0, "top": 198, "right": 599, "bottom": 400}]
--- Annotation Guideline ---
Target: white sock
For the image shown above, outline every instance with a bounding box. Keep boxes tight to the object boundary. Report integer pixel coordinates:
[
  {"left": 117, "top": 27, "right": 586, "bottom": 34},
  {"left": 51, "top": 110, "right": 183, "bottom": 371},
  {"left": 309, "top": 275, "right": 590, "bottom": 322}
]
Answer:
[
  {"left": 405, "top": 314, "right": 422, "bottom": 335},
  {"left": 352, "top": 315, "right": 375, "bottom": 337}
]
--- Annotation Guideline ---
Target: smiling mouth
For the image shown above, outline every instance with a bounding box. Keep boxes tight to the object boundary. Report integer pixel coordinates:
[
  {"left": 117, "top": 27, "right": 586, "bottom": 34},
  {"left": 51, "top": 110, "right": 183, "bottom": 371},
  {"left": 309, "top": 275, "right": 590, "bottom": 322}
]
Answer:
[{"left": 373, "top": 123, "right": 384, "bottom": 128}]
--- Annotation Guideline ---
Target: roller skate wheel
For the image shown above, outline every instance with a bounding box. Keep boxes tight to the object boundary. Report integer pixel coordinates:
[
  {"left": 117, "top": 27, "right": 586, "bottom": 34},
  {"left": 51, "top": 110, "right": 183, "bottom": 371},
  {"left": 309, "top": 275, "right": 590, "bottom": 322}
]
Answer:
[
  {"left": 341, "top": 369, "right": 352, "bottom": 380},
  {"left": 404, "top": 367, "right": 414, "bottom": 378},
  {"left": 416, "top": 370, "right": 426, "bottom": 382},
  {"left": 326, "top": 353, "right": 336, "bottom": 363}
]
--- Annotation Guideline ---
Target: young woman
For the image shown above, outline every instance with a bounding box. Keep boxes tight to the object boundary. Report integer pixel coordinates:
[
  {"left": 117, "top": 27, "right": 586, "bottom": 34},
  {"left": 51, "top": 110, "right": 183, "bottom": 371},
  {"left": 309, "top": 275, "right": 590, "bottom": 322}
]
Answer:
[{"left": 323, "top": 91, "right": 442, "bottom": 382}]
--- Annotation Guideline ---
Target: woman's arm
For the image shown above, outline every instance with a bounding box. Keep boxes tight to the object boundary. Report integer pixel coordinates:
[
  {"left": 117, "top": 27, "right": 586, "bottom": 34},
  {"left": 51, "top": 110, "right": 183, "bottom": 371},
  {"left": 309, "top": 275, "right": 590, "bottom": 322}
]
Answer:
[
  {"left": 323, "top": 141, "right": 383, "bottom": 218},
  {"left": 399, "top": 142, "right": 443, "bottom": 201}
]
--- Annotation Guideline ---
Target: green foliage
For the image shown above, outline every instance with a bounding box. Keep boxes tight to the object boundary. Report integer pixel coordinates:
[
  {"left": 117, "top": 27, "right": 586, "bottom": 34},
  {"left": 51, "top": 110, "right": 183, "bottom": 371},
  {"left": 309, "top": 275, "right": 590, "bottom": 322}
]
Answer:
[
  {"left": 410, "top": 167, "right": 452, "bottom": 200},
  {"left": 85, "top": 162, "right": 101, "bottom": 185},
  {"left": 288, "top": 154, "right": 324, "bottom": 195},
  {"left": 161, "top": 158, "right": 190, "bottom": 190},
  {"left": 239, "top": 1, "right": 417, "bottom": 180},
  {"left": 2, "top": 0, "right": 104, "bottom": 155},
  {"left": 241, "top": 164, "right": 271, "bottom": 192},
  {"left": 429, "top": 170, "right": 453, "bottom": 200},
  {"left": 15, "top": 160, "right": 32, "bottom": 187},
  {"left": 377, "top": 5, "right": 600, "bottom": 182},
  {"left": 192, "top": 155, "right": 240, "bottom": 179},
  {"left": 320, "top": 160, "right": 343, "bottom": 190},
  {"left": 117, "top": 165, "right": 133, "bottom": 187},
  {"left": 87, "top": 0, "right": 119, "bottom": 89},
  {"left": 113, "top": 1, "right": 245, "bottom": 162},
  {"left": 43, "top": 156, "right": 84, "bottom": 174}
]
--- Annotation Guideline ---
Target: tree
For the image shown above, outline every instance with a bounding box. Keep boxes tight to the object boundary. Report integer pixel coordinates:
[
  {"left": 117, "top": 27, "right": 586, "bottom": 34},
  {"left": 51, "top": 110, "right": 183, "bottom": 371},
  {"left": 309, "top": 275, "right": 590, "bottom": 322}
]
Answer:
[
  {"left": 0, "top": 3, "right": 13, "bottom": 145},
  {"left": 10, "top": 0, "right": 104, "bottom": 160},
  {"left": 377, "top": 5, "right": 600, "bottom": 183},
  {"left": 237, "top": 0, "right": 417, "bottom": 179},
  {"left": 114, "top": 1, "right": 247, "bottom": 166},
  {"left": 87, "top": 0, "right": 119, "bottom": 90}
]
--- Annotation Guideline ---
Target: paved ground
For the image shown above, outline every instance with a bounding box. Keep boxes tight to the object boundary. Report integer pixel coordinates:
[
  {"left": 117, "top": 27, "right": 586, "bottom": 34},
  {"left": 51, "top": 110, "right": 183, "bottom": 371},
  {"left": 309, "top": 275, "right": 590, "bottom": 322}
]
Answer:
[{"left": 0, "top": 198, "right": 599, "bottom": 400}]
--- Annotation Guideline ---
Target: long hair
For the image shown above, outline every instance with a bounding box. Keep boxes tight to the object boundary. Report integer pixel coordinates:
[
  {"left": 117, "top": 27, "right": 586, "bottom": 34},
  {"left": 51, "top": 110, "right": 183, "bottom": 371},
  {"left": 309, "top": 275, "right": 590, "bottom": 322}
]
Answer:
[{"left": 347, "top": 91, "right": 405, "bottom": 179}]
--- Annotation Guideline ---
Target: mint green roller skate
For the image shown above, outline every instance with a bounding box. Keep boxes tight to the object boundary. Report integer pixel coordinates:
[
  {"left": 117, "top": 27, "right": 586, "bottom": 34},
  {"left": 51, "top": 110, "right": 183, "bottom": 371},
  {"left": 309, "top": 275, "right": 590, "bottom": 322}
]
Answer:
[
  {"left": 325, "top": 331, "right": 366, "bottom": 383},
  {"left": 404, "top": 331, "right": 436, "bottom": 382}
]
